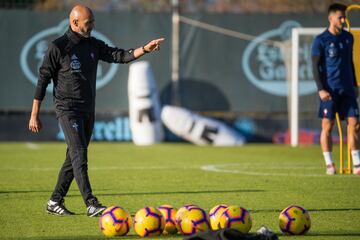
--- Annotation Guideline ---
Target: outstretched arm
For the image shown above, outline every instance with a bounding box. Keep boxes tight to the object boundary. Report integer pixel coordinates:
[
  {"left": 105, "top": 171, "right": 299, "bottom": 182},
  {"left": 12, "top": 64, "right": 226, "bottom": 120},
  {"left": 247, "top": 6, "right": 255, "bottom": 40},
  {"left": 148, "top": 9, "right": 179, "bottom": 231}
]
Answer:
[
  {"left": 99, "top": 38, "right": 165, "bottom": 64},
  {"left": 134, "top": 38, "right": 165, "bottom": 58}
]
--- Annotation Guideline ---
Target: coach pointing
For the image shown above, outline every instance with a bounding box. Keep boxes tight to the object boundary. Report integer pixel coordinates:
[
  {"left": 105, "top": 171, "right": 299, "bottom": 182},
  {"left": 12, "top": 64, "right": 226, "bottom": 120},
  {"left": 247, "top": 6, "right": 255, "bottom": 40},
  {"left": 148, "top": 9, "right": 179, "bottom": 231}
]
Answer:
[{"left": 28, "top": 4, "right": 164, "bottom": 216}]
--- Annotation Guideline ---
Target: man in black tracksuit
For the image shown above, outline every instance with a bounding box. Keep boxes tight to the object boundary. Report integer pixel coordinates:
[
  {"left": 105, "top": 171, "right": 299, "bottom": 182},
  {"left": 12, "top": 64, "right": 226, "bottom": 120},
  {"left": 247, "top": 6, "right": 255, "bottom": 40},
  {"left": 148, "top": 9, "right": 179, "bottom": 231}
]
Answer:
[{"left": 28, "top": 4, "right": 164, "bottom": 217}]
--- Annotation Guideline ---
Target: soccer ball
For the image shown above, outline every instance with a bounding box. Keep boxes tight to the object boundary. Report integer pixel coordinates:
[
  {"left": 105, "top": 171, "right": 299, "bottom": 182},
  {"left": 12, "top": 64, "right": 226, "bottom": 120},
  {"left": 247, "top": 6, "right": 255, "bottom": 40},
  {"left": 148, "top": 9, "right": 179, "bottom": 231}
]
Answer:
[
  {"left": 279, "top": 205, "right": 311, "bottom": 235},
  {"left": 134, "top": 207, "right": 165, "bottom": 237},
  {"left": 177, "top": 206, "right": 210, "bottom": 235},
  {"left": 175, "top": 204, "right": 199, "bottom": 225},
  {"left": 209, "top": 204, "right": 228, "bottom": 230},
  {"left": 218, "top": 205, "right": 252, "bottom": 233},
  {"left": 99, "top": 206, "right": 132, "bottom": 237},
  {"left": 158, "top": 204, "right": 178, "bottom": 234}
]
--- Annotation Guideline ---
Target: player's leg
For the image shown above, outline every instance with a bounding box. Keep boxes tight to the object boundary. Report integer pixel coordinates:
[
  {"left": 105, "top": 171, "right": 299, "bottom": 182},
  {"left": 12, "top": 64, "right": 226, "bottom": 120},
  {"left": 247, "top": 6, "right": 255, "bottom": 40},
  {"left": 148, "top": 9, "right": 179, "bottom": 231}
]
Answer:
[
  {"left": 347, "top": 118, "right": 360, "bottom": 174},
  {"left": 320, "top": 118, "right": 336, "bottom": 174},
  {"left": 50, "top": 148, "right": 74, "bottom": 200},
  {"left": 57, "top": 114, "right": 100, "bottom": 211},
  {"left": 344, "top": 100, "right": 360, "bottom": 174},
  {"left": 83, "top": 113, "right": 107, "bottom": 217},
  {"left": 47, "top": 148, "right": 75, "bottom": 215},
  {"left": 319, "top": 99, "right": 336, "bottom": 174}
]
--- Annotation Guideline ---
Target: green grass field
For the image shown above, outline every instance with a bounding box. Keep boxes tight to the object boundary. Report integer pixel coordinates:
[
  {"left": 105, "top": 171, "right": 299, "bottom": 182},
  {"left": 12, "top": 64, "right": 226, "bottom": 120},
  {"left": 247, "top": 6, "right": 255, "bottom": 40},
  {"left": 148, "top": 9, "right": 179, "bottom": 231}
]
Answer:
[{"left": 0, "top": 142, "right": 359, "bottom": 239}]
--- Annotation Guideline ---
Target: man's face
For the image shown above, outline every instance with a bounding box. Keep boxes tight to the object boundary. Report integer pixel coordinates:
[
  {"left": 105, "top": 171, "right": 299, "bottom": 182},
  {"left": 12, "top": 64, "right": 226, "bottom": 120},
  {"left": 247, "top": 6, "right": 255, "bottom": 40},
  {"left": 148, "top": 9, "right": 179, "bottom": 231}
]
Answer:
[
  {"left": 76, "top": 13, "right": 94, "bottom": 38},
  {"left": 329, "top": 10, "right": 346, "bottom": 31}
]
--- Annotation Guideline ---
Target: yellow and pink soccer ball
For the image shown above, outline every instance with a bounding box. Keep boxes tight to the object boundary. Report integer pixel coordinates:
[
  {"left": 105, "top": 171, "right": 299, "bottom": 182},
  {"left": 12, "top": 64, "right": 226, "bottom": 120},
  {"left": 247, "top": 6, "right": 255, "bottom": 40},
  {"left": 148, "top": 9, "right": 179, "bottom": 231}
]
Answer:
[
  {"left": 99, "top": 206, "right": 132, "bottom": 237},
  {"left": 218, "top": 205, "right": 252, "bottom": 233},
  {"left": 158, "top": 204, "right": 178, "bottom": 235},
  {"left": 133, "top": 207, "right": 165, "bottom": 237},
  {"left": 175, "top": 204, "right": 199, "bottom": 223},
  {"left": 279, "top": 205, "right": 311, "bottom": 235},
  {"left": 177, "top": 206, "right": 211, "bottom": 235},
  {"left": 209, "top": 204, "right": 228, "bottom": 230},
  {"left": 175, "top": 204, "right": 200, "bottom": 228}
]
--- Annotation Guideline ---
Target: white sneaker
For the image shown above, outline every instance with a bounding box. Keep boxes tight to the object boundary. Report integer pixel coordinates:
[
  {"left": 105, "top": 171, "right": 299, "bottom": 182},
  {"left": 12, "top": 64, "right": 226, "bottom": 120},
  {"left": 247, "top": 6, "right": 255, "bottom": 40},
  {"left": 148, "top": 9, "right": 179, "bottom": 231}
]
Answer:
[
  {"left": 353, "top": 165, "right": 360, "bottom": 175},
  {"left": 86, "top": 197, "right": 106, "bottom": 217},
  {"left": 46, "top": 199, "right": 75, "bottom": 216},
  {"left": 326, "top": 163, "right": 336, "bottom": 175}
]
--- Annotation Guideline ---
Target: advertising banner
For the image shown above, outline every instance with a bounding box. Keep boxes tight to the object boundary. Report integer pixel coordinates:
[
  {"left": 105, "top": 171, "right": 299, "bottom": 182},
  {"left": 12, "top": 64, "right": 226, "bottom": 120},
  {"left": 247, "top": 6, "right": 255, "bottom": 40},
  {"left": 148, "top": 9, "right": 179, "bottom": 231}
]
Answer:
[{"left": 1, "top": 10, "right": 358, "bottom": 141}]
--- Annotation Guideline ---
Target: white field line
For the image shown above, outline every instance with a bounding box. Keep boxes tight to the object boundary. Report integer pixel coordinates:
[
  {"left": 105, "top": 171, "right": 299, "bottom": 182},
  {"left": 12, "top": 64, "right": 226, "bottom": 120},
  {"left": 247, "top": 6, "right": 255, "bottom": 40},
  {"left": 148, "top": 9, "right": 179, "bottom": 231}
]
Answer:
[
  {"left": 200, "top": 163, "right": 350, "bottom": 177},
  {"left": 0, "top": 161, "right": 317, "bottom": 171},
  {"left": 25, "top": 142, "right": 40, "bottom": 150},
  {"left": 1, "top": 162, "right": 324, "bottom": 176}
]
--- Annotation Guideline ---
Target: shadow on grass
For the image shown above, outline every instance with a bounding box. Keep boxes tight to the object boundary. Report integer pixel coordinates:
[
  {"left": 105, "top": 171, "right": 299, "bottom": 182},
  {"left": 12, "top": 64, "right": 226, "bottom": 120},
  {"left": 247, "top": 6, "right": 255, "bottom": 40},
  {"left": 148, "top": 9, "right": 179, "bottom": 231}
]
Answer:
[
  {"left": 281, "top": 232, "right": 360, "bottom": 238},
  {"left": 0, "top": 190, "right": 54, "bottom": 195},
  {"left": 6, "top": 236, "right": 139, "bottom": 240},
  {"left": 0, "top": 189, "right": 265, "bottom": 197},
  {"left": 6, "top": 232, "right": 360, "bottom": 239},
  {"left": 6, "top": 233, "right": 181, "bottom": 239},
  {"left": 94, "top": 189, "right": 265, "bottom": 197},
  {"left": 0, "top": 188, "right": 115, "bottom": 195},
  {"left": 253, "top": 208, "right": 360, "bottom": 213}
]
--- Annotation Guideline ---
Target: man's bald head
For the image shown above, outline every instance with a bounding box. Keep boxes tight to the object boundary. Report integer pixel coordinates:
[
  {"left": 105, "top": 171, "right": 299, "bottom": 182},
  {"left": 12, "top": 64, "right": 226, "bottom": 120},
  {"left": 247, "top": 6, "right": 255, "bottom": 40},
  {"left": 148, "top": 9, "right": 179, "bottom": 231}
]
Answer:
[{"left": 69, "top": 4, "right": 94, "bottom": 38}]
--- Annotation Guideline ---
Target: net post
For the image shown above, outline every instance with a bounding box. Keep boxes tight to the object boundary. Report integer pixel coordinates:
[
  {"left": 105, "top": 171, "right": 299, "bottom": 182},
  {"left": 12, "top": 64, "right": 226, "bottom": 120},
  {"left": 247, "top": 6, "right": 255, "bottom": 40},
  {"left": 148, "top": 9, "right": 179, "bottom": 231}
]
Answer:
[{"left": 290, "top": 28, "right": 299, "bottom": 147}]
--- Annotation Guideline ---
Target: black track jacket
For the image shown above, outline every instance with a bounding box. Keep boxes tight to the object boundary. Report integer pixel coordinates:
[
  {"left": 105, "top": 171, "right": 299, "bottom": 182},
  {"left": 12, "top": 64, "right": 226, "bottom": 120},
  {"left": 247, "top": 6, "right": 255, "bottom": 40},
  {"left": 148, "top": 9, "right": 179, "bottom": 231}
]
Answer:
[{"left": 34, "top": 27, "right": 136, "bottom": 117}]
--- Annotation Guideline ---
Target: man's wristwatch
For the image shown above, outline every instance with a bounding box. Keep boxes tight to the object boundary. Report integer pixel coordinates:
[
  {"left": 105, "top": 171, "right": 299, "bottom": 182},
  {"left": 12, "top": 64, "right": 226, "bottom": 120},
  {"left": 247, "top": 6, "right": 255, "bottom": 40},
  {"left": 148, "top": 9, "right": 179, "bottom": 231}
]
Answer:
[{"left": 142, "top": 46, "right": 150, "bottom": 53}]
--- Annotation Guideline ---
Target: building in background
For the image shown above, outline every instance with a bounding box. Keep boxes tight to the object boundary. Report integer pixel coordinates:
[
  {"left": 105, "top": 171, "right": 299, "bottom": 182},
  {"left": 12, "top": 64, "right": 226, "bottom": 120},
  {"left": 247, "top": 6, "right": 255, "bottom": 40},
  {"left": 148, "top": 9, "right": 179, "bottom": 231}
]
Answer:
[{"left": 1, "top": 0, "right": 358, "bottom": 12}]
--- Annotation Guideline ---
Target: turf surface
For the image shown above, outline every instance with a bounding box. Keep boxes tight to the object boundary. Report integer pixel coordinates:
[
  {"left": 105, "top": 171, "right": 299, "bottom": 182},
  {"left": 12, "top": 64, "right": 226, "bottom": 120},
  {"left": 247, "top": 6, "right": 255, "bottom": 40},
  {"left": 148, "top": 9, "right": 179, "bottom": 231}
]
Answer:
[{"left": 0, "top": 143, "right": 359, "bottom": 239}]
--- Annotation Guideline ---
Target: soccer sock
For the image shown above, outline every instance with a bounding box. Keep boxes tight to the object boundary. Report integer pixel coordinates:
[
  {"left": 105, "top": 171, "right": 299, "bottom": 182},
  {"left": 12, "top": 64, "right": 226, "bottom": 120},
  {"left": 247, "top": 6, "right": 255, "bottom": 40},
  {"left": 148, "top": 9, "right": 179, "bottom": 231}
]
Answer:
[
  {"left": 323, "top": 152, "right": 333, "bottom": 166},
  {"left": 351, "top": 150, "right": 360, "bottom": 167}
]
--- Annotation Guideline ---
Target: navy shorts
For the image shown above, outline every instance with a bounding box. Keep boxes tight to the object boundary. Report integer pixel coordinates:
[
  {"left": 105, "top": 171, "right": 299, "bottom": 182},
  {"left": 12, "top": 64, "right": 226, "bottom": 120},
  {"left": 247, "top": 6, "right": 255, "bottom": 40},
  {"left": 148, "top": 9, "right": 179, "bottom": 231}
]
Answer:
[{"left": 318, "top": 93, "right": 359, "bottom": 119}]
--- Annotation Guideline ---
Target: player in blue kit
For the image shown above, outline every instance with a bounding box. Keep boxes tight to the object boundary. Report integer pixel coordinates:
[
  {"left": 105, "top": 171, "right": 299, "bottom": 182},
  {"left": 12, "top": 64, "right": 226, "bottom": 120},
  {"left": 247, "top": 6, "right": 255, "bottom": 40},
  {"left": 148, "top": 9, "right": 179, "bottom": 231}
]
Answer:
[{"left": 312, "top": 3, "right": 360, "bottom": 175}]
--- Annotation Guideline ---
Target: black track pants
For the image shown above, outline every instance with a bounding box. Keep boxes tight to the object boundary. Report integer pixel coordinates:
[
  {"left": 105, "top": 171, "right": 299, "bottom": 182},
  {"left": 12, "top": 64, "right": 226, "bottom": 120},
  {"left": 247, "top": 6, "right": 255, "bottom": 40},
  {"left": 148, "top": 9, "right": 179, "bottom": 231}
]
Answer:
[{"left": 50, "top": 113, "right": 95, "bottom": 206}]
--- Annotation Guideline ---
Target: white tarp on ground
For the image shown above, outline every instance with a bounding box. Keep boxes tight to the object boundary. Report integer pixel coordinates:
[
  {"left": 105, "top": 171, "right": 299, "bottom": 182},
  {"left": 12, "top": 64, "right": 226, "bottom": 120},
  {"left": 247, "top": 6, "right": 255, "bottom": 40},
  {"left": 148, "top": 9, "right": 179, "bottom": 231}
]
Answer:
[{"left": 161, "top": 105, "right": 245, "bottom": 146}]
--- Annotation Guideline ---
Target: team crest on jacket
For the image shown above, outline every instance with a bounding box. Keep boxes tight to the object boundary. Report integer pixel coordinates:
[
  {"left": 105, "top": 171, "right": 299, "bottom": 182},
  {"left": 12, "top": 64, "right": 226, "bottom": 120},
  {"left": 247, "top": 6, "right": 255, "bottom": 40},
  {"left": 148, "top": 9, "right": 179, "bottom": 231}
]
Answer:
[{"left": 70, "top": 54, "right": 81, "bottom": 72}]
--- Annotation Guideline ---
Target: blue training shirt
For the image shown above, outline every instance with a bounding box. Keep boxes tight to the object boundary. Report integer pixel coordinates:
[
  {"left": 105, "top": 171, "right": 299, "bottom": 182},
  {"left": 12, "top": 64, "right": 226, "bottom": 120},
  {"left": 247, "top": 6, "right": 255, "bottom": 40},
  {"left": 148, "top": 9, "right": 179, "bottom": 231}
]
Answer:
[{"left": 311, "top": 29, "right": 355, "bottom": 95}]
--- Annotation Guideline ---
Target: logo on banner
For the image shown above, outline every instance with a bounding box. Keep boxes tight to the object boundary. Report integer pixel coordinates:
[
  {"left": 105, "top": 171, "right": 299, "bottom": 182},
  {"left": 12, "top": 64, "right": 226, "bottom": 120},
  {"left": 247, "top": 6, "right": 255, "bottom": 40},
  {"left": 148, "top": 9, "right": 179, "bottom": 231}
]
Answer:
[
  {"left": 20, "top": 19, "right": 118, "bottom": 92},
  {"left": 242, "top": 20, "right": 316, "bottom": 96}
]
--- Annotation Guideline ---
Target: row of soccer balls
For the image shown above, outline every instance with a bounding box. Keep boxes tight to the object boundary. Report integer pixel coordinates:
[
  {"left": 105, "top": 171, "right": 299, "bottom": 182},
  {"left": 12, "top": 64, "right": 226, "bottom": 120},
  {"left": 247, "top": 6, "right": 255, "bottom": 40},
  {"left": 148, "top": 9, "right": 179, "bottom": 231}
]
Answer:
[{"left": 99, "top": 204, "right": 311, "bottom": 237}]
